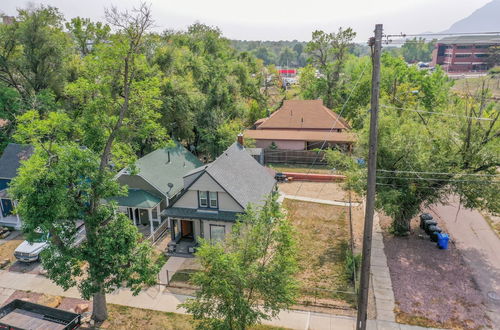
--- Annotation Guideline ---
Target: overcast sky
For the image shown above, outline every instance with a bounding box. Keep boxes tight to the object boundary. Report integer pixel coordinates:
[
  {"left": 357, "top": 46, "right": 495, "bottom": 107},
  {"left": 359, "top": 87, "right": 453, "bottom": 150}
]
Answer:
[{"left": 1, "top": 0, "right": 492, "bottom": 41}]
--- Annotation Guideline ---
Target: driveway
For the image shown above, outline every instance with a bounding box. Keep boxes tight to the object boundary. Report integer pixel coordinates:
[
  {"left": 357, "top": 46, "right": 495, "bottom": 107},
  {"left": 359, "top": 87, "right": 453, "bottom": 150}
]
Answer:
[{"left": 429, "top": 196, "right": 500, "bottom": 326}]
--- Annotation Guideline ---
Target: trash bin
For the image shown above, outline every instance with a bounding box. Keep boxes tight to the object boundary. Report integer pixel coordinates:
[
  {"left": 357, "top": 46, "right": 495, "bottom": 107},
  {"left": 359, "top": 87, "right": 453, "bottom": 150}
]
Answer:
[
  {"left": 437, "top": 233, "right": 449, "bottom": 249},
  {"left": 424, "top": 220, "right": 437, "bottom": 234},
  {"left": 419, "top": 213, "right": 433, "bottom": 229},
  {"left": 429, "top": 225, "right": 442, "bottom": 242}
]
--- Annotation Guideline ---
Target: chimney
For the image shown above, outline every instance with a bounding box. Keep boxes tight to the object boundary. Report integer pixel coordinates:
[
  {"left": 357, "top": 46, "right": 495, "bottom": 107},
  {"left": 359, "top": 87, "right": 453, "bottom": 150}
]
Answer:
[{"left": 237, "top": 133, "right": 244, "bottom": 146}]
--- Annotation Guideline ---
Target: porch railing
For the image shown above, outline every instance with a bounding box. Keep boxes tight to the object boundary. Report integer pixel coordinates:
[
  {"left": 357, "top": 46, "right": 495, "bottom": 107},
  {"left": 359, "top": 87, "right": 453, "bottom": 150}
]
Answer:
[{"left": 146, "top": 219, "right": 170, "bottom": 244}]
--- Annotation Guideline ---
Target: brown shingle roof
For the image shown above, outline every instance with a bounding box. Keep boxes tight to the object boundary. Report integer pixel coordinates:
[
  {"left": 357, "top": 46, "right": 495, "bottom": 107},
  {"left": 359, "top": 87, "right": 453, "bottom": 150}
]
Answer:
[
  {"left": 255, "top": 100, "right": 350, "bottom": 130},
  {"left": 244, "top": 129, "right": 356, "bottom": 143}
]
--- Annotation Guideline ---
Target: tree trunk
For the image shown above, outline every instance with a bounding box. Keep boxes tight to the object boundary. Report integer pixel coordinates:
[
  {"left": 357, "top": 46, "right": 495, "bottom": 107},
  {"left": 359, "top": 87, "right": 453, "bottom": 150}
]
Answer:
[
  {"left": 92, "top": 290, "right": 108, "bottom": 322},
  {"left": 393, "top": 215, "right": 410, "bottom": 236}
]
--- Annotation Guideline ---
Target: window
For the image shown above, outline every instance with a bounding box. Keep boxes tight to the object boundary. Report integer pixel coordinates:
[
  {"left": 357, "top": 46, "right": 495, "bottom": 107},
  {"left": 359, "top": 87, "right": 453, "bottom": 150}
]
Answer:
[
  {"left": 475, "top": 45, "right": 490, "bottom": 49},
  {"left": 199, "top": 191, "right": 218, "bottom": 208},
  {"left": 199, "top": 191, "right": 208, "bottom": 207},
  {"left": 209, "top": 192, "right": 218, "bottom": 208},
  {"left": 210, "top": 225, "right": 225, "bottom": 242},
  {"left": 455, "top": 54, "right": 471, "bottom": 58},
  {"left": 456, "top": 45, "right": 471, "bottom": 49},
  {"left": 475, "top": 54, "right": 489, "bottom": 58}
]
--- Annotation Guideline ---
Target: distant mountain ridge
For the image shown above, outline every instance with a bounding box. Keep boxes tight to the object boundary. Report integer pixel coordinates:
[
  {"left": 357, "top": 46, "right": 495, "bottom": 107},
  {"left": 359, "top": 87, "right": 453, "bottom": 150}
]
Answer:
[{"left": 443, "top": 0, "right": 500, "bottom": 33}]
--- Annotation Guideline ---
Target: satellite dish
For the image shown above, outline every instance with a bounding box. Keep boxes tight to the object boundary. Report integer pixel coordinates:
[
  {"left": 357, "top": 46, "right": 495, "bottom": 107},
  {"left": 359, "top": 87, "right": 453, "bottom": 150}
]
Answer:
[{"left": 167, "top": 183, "right": 174, "bottom": 189}]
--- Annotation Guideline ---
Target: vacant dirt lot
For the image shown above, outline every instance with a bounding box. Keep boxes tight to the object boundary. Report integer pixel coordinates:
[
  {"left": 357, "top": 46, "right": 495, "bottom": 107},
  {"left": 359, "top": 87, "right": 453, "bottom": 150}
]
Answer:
[
  {"left": 283, "top": 199, "right": 356, "bottom": 310},
  {"left": 381, "top": 213, "right": 491, "bottom": 329},
  {"left": 278, "top": 181, "right": 362, "bottom": 203}
]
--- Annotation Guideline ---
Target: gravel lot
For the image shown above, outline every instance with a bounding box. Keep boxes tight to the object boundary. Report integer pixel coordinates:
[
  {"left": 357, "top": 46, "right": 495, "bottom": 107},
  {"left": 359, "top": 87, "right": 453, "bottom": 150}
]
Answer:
[{"left": 381, "top": 214, "right": 491, "bottom": 329}]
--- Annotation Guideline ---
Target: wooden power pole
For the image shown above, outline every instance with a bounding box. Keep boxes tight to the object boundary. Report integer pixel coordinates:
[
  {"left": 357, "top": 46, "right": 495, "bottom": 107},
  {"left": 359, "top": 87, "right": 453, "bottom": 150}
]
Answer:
[{"left": 356, "top": 23, "right": 383, "bottom": 330}]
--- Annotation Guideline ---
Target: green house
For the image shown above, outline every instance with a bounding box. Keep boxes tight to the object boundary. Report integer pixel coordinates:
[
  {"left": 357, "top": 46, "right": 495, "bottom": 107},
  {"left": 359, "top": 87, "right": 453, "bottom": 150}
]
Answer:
[{"left": 113, "top": 142, "right": 202, "bottom": 236}]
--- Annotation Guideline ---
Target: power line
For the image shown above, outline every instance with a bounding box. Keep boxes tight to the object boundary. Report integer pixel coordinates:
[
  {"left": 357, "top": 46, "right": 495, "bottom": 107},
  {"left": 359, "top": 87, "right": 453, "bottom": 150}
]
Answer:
[
  {"left": 376, "top": 176, "right": 500, "bottom": 184},
  {"left": 377, "top": 169, "right": 500, "bottom": 177},
  {"left": 384, "top": 31, "right": 500, "bottom": 38},
  {"left": 380, "top": 105, "right": 495, "bottom": 121}
]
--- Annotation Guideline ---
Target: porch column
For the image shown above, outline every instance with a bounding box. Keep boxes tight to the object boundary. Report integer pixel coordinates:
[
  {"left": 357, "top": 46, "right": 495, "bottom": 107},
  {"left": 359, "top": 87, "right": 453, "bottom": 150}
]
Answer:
[
  {"left": 148, "top": 208, "right": 153, "bottom": 235},
  {"left": 14, "top": 201, "right": 20, "bottom": 228},
  {"left": 156, "top": 204, "right": 161, "bottom": 223},
  {"left": 132, "top": 208, "right": 137, "bottom": 226},
  {"left": 170, "top": 218, "right": 175, "bottom": 240}
]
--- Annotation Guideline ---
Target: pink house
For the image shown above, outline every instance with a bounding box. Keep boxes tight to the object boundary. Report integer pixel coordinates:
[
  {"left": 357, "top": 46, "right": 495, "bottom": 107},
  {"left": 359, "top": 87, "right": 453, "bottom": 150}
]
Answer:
[{"left": 244, "top": 100, "right": 355, "bottom": 151}]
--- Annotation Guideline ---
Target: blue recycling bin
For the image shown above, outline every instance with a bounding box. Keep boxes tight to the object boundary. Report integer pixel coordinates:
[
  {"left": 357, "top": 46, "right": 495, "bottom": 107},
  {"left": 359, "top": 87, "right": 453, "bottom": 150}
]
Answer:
[{"left": 437, "top": 233, "right": 449, "bottom": 249}]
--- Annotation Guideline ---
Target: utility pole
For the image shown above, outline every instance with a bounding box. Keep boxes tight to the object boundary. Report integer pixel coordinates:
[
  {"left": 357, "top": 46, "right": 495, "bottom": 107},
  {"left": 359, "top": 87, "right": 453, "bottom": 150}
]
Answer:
[{"left": 356, "top": 23, "right": 383, "bottom": 330}]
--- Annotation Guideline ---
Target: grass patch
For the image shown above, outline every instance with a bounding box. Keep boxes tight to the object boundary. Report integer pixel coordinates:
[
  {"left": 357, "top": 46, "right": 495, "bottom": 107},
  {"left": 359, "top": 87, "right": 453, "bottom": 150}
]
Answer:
[
  {"left": 395, "top": 308, "right": 478, "bottom": 329},
  {"left": 268, "top": 163, "right": 331, "bottom": 174},
  {"left": 105, "top": 304, "right": 287, "bottom": 329},
  {"left": 282, "top": 199, "right": 356, "bottom": 306},
  {"left": 170, "top": 269, "right": 198, "bottom": 283},
  {"left": 451, "top": 76, "right": 500, "bottom": 97}
]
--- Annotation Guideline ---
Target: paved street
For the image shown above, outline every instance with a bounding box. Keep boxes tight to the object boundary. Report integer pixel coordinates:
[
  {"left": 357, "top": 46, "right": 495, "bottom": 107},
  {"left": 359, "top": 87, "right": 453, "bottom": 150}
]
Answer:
[{"left": 429, "top": 197, "right": 500, "bottom": 327}]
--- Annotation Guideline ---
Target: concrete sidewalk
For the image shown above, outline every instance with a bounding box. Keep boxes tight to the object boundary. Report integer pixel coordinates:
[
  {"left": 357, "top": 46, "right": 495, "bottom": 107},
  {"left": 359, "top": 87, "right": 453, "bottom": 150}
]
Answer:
[
  {"left": 0, "top": 270, "right": 356, "bottom": 329},
  {"left": 158, "top": 256, "right": 185, "bottom": 284}
]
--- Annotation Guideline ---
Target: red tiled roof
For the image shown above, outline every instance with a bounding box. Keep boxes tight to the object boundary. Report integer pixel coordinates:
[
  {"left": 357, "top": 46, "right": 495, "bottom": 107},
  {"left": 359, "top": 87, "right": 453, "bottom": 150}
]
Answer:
[
  {"left": 244, "top": 129, "right": 356, "bottom": 143},
  {"left": 255, "top": 100, "right": 350, "bottom": 130}
]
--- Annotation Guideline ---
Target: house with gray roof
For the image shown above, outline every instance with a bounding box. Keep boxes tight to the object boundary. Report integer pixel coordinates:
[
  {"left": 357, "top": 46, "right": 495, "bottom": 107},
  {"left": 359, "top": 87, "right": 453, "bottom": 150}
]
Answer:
[
  {"left": 113, "top": 142, "right": 202, "bottom": 236},
  {"left": 165, "top": 141, "right": 276, "bottom": 255},
  {"left": 0, "top": 143, "right": 34, "bottom": 229}
]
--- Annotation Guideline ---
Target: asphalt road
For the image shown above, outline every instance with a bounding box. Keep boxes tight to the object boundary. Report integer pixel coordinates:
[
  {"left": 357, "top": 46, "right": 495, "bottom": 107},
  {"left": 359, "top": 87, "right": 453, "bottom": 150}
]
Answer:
[{"left": 428, "top": 197, "right": 500, "bottom": 327}]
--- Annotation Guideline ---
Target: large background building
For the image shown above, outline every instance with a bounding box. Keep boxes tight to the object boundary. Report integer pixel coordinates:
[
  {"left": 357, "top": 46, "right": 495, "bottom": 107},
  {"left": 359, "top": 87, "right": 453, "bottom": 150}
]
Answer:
[{"left": 431, "top": 35, "right": 500, "bottom": 73}]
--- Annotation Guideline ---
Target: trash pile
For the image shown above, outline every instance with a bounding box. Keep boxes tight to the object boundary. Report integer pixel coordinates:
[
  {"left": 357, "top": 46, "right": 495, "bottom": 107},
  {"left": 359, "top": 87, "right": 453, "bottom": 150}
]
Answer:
[{"left": 419, "top": 213, "right": 449, "bottom": 249}]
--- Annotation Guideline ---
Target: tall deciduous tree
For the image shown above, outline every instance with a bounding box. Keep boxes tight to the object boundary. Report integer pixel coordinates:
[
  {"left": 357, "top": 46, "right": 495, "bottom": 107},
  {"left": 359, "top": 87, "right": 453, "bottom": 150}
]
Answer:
[
  {"left": 181, "top": 195, "right": 299, "bottom": 329},
  {"left": 0, "top": 5, "right": 70, "bottom": 100},
  {"left": 65, "top": 17, "right": 111, "bottom": 56},
  {"left": 11, "top": 3, "right": 167, "bottom": 323},
  {"left": 305, "top": 28, "right": 356, "bottom": 108},
  {"left": 329, "top": 57, "right": 499, "bottom": 234}
]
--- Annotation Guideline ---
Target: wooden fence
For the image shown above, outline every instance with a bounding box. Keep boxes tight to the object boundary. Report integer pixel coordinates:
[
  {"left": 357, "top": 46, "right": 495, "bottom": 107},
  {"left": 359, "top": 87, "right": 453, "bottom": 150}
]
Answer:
[{"left": 263, "top": 149, "right": 328, "bottom": 165}]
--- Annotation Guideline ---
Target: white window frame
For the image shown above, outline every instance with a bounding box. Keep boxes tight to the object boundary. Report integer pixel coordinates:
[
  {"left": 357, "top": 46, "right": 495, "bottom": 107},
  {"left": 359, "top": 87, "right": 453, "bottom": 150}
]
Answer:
[
  {"left": 209, "top": 192, "right": 218, "bottom": 208},
  {"left": 199, "top": 191, "right": 208, "bottom": 208},
  {"left": 210, "top": 225, "right": 225, "bottom": 242}
]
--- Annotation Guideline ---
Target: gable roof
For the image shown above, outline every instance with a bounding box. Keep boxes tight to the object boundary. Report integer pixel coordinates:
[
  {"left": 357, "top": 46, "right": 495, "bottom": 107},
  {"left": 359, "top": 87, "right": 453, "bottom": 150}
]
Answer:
[
  {"left": 129, "top": 142, "right": 202, "bottom": 198},
  {"left": 186, "top": 143, "right": 276, "bottom": 208},
  {"left": 256, "top": 100, "right": 350, "bottom": 130},
  {"left": 0, "top": 143, "right": 34, "bottom": 179}
]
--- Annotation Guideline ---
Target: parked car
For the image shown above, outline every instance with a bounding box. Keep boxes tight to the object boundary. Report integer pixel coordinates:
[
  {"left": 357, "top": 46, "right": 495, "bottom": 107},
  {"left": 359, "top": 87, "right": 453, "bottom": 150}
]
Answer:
[
  {"left": 13, "top": 223, "right": 86, "bottom": 263},
  {"left": 14, "top": 231, "right": 49, "bottom": 263}
]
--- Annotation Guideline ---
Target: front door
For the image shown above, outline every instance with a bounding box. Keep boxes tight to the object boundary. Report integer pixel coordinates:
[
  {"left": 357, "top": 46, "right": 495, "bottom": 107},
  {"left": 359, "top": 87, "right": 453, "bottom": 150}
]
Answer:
[{"left": 181, "top": 220, "right": 194, "bottom": 239}]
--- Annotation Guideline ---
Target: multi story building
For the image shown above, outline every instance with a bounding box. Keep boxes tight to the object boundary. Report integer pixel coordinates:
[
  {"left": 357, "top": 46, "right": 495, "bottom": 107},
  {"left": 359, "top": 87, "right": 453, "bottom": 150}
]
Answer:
[{"left": 431, "top": 35, "right": 500, "bottom": 73}]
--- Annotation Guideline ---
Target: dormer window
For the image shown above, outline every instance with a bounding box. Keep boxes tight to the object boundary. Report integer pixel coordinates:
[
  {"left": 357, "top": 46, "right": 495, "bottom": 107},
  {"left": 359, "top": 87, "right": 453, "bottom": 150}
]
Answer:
[
  {"left": 209, "top": 192, "right": 218, "bottom": 208},
  {"left": 198, "top": 191, "right": 218, "bottom": 209},
  {"left": 199, "top": 191, "right": 208, "bottom": 207}
]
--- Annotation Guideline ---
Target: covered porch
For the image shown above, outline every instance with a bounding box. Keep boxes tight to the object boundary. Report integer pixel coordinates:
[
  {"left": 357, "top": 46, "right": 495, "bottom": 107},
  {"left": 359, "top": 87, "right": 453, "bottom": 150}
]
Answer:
[
  {"left": 0, "top": 189, "right": 21, "bottom": 229},
  {"left": 113, "top": 189, "right": 164, "bottom": 236},
  {"left": 164, "top": 208, "right": 240, "bottom": 256}
]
